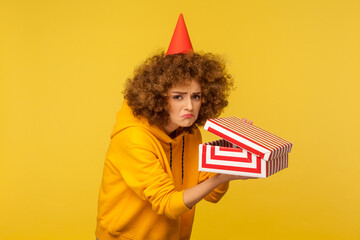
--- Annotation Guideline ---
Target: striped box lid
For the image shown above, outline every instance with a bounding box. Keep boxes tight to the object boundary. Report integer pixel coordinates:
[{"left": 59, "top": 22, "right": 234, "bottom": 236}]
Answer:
[{"left": 204, "top": 116, "right": 293, "bottom": 161}]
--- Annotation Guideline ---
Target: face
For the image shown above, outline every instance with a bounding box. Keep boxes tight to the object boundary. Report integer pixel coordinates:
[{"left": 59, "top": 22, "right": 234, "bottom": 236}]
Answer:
[{"left": 164, "top": 79, "right": 202, "bottom": 135}]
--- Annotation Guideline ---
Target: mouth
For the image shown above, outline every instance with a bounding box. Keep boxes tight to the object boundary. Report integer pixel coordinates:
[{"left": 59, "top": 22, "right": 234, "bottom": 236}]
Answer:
[{"left": 182, "top": 114, "right": 194, "bottom": 118}]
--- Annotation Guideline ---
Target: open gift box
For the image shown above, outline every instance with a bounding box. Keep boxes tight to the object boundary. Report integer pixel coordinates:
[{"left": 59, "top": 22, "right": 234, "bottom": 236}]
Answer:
[{"left": 199, "top": 117, "right": 293, "bottom": 178}]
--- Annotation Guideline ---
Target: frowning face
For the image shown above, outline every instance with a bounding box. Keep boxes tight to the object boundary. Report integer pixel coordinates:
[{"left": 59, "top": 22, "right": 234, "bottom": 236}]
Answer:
[{"left": 164, "top": 79, "right": 202, "bottom": 135}]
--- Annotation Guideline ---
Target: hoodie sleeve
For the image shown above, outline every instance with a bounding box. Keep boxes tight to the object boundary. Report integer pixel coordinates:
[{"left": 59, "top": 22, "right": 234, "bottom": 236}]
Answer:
[
  {"left": 198, "top": 171, "right": 229, "bottom": 203},
  {"left": 107, "top": 127, "right": 190, "bottom": 219}
]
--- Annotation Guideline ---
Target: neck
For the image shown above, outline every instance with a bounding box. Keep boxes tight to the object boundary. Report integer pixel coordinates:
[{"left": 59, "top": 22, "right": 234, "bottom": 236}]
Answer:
[{"left": 163, "top": 122, "right": 178, "bottom": 136}]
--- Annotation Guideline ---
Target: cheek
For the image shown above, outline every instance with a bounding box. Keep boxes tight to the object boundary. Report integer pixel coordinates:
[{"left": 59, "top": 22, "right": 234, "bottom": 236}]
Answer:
[
  {"left": 195, "top": 102, "right": 202, "bottom": 115},
  {"left": 167, "top": 100, "right": 180, "bottom": 116}
]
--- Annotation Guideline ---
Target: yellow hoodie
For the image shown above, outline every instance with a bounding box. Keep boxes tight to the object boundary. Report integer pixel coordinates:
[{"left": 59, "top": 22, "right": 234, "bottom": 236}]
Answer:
[{"left": 96, "top": 103, "right": 229, "bottom": 240}]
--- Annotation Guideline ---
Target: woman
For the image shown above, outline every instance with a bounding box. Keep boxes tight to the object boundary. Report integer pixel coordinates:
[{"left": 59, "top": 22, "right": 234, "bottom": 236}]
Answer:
[{"left": 96, "top": 15, "right": 253, "bottom": 240}]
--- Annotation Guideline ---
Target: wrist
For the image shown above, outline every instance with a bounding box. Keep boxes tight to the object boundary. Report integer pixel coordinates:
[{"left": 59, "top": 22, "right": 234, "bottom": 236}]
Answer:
[{"left": 212, "top": 174, "right": 230, "bottom": 185}]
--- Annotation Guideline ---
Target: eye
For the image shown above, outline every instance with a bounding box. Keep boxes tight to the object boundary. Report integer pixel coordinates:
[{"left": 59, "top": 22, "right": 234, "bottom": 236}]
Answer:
[
  {"left": 172, "top": 95, "right": 182, "bottom": 100},
  {"left": 192, "top": 94, "right": 202, "bottom": 100}
]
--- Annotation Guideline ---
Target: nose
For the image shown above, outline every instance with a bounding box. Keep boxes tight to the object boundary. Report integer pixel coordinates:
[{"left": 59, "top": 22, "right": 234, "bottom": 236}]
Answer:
[{"left": 185, "top": 96, "right": 194, "bottom": 111}]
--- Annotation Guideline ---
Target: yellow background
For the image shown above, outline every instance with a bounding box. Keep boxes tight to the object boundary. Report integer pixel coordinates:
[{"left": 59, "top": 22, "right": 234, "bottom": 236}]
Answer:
[{"left": 1, "top": 0, "right": 359, "bottom": 239}]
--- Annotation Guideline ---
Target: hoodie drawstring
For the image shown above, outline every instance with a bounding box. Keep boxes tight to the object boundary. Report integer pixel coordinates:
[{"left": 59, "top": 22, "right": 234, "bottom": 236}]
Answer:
[{"left": 169, "top": 135, "right": 185, "bottom": 185}]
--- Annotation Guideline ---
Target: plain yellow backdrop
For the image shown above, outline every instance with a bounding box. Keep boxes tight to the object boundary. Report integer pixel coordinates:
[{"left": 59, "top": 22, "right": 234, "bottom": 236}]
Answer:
[{"left": 1, "top": 0, "right": 359, "bottom": 239}]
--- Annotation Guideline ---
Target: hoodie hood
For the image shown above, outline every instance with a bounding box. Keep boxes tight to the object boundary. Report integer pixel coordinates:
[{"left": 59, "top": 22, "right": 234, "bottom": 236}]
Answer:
[{"left": 111, "top": 102, "right": 183, "bottom": 144}]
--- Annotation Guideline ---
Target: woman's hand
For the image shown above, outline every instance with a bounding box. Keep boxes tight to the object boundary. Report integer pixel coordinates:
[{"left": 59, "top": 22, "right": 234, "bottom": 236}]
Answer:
[
  {"left": 241, "top": 118, "right": 253, "bottom": 125},
  {"left": 216, "top": 173, "right": 257, "bottom": 183}
]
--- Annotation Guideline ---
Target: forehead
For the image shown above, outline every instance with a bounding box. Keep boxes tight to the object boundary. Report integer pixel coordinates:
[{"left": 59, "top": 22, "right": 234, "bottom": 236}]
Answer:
[{"left": 169, "top": 79, "right": 201, "bottom": 92}]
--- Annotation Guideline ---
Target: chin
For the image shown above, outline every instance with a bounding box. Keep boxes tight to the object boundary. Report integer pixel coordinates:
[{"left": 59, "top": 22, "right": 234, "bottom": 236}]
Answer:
[{"left": 180, "top": 121, "right": 195, "bottom": 128}]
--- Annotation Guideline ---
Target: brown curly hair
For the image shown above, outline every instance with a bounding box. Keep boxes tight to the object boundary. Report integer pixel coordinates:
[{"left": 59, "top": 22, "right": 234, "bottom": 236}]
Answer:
[{"left": 124, "top": 51, "right": 234, "bottom": 131}]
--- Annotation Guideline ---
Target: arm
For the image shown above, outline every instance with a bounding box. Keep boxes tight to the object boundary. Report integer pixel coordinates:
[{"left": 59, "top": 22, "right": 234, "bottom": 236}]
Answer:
[
  {"left": 109, "top": 128, "right": 190, "bottom": 219},
  {"left": 184, "top": 174, "right": 255, "bottom": 209},
  {"left": 198, "top": 171, "right": 229, "bottom": 203}
]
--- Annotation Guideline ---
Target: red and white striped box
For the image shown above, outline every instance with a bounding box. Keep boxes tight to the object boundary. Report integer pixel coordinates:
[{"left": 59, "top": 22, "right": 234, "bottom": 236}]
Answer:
[{"left": 199, "top": 117, "right": 293, "bottom": 178}]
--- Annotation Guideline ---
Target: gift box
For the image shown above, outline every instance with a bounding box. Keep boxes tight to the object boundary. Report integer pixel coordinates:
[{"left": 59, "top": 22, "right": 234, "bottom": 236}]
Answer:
[{"left": 199, "top": 117, "right": 293, "bottom": 178}]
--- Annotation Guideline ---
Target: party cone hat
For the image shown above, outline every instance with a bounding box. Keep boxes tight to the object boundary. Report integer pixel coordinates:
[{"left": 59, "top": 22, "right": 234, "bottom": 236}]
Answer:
[{"left": 166, "top": 13, "right": 194, "bottom": 55}]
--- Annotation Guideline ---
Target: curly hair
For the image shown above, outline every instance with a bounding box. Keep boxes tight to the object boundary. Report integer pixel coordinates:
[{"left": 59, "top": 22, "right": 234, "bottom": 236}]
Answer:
[{"left": 124, "top": 51, "right": 234, "bottom": 131}]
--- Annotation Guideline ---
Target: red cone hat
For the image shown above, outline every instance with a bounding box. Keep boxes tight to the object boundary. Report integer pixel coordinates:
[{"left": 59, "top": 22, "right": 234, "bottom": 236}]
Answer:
[{"left": 166, "top": 14, "right": 194, "bottom": 55}]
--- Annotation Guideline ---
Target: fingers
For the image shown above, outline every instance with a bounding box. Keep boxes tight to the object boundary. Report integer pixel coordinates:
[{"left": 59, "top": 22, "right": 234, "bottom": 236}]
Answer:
[
  {"left": 241, "top": 118, "right": 253, "bottom": 125},
  {"left": 235, "top": 176, "right": 257, "bottom": 180},
  {"left": 227, "top": 174, "right": 258, "bottom": 181}
]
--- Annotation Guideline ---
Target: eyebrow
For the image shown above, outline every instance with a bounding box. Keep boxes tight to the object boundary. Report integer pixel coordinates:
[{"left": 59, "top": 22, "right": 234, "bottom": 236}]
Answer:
[{"left": 171, "top": 91, "right": 202, "bottom": 94}]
